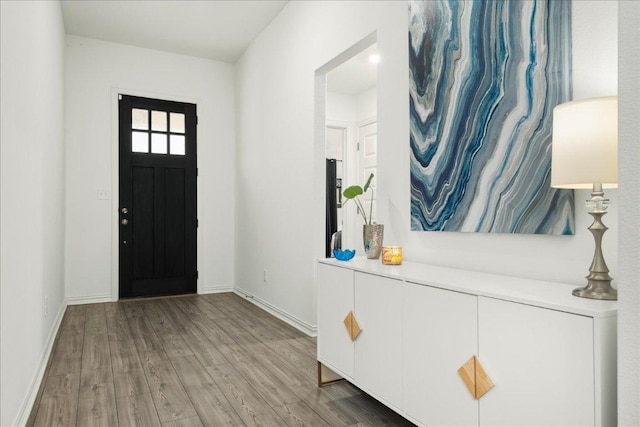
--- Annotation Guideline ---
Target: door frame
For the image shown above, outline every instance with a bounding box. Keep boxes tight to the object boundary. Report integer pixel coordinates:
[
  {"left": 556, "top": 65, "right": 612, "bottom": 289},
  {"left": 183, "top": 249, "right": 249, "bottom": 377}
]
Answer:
[
  {"left": 110, "top": 88, "right": 201, "bottom": 301},
  {"left": 326, "top": 120, "right": 357, "bottom": 252}
]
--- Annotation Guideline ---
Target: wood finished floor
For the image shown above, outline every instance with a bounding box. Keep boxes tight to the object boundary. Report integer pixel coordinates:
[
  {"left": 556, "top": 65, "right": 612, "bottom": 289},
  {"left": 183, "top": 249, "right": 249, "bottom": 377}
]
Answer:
[{"left": 27, "top": 293, "right": 414, "bottom": 427}]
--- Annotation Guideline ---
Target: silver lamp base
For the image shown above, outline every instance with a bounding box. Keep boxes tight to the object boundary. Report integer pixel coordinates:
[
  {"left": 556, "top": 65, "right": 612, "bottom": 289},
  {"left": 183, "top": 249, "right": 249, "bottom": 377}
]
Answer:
[
  {"left": 572, "top": 266, "right": 618, "bottom": 300},
  {"left": 573, "top": 284, "right": 617, "bottom": 300},
  {"left": 574, "top": 186, "right": 617, "bottom": 301}
]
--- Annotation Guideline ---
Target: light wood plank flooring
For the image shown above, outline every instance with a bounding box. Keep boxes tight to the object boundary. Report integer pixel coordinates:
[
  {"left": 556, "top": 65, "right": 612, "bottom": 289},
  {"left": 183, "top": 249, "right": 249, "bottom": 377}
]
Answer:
[{"left": 27, "top": 293, "right": 415, "bottom": 427}]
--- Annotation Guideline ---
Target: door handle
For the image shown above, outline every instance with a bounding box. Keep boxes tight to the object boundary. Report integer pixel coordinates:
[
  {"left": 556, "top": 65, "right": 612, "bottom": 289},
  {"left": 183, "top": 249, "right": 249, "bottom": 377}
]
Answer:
[
  {"left": 121, "top": 207, "right": 129, "bottom": 226},
  {"left": 458, "top": 355, "right": 494, "bottom": 399},
  {"left": 343, "top": 311, "right": 362, "bottom": 341}
]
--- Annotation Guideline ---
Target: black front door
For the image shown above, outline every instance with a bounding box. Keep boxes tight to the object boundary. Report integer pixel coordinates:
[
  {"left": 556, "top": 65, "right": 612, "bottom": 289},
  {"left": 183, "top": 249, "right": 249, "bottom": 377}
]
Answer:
[{"left": 119, "top": 95, "right": 197, "bottom": 298}]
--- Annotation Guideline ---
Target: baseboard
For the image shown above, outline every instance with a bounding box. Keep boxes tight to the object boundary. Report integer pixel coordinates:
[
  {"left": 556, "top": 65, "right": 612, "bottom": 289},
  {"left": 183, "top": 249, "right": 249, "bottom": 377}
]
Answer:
[
  {"left": 67, "top": 287, "right": 235, "bottom": 303},
  {"left": 14, "top": 300, "right": 67, "bottom": 427},
  {"left": 66, "top": 294, "right": 113, "bottom": 305},
  {"left": 233, "top": 287, "right": 317, "bottom": 337},
  {"left": 199, "top": 285, "right": 234, "bottom": 295}
]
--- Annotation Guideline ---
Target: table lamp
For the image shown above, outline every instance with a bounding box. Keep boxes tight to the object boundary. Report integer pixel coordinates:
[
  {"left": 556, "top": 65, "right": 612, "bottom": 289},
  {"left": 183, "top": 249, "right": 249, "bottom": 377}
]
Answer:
[{"left": 551, "top": 96, "right": 618, "bottom": 300}]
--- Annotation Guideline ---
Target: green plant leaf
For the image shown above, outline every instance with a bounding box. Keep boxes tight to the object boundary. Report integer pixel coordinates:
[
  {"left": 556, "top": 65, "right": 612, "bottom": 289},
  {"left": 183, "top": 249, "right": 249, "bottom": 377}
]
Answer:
[
  {"left": 363, "top": 173, "right": 374, "bottom": 192},
  {"left": 343, "top": 185, "right": 363, "bottom": 199}
]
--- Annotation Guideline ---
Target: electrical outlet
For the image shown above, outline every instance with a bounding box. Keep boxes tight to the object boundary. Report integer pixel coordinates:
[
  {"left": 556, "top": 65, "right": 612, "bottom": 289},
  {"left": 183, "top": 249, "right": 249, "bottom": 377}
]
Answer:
[
  {"left": 97, "top": 190, "right": 110, "bottom": 200},
  {"left": 44, "top": 296, "right": 48, "bottom": 317},
  {"left": 263, "top": 269, "right": 268, "bottom": 283}
]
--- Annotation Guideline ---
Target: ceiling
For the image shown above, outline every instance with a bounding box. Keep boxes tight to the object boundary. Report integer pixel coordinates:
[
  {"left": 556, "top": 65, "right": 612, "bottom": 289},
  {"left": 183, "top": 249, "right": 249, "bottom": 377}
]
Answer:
[
  {"left": 60, "top": 0, "right": 288, "bottom": 63},
  {"left": 327, "top": 43, "right": 378, "bottom": 96},
  {"left": 61, "top": 0, "right": 376, "bottom": 95}
]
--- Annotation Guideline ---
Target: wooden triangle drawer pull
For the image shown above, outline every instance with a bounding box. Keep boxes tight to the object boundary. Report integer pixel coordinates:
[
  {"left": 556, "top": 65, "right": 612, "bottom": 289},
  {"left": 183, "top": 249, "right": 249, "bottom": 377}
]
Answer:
[
  {"left": 343, "top": 311, "right": 362, "bottom": 341},
  {"left": 458, "top": 355, "right": 494, "bottom": 399},
  {"left": 458, "top": 357, "right": 476, "bottom": 397}
]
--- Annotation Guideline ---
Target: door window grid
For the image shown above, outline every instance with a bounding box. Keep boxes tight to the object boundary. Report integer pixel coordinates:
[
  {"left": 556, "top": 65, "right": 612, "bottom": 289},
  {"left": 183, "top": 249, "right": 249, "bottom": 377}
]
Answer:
[{"left": 131, "top": 109, "right": 186, "bottom": 155}]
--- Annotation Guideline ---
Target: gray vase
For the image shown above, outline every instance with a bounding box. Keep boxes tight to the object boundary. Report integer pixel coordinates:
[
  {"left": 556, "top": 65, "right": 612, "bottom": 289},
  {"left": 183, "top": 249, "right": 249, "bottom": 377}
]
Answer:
[{"left": 363, "top": 224, "right": 384, "bottom": 259}]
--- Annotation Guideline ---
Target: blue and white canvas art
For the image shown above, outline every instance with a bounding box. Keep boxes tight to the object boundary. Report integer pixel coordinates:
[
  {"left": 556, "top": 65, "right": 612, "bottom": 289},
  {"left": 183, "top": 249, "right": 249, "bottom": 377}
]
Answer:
[{"left": 409, "top": 0, "right": 575, "bottom": 234}]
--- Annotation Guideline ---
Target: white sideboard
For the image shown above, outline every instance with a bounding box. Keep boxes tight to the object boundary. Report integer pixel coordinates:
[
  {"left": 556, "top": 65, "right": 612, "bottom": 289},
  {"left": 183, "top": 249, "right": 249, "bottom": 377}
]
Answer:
[{"left": 317, "top": 258, "right": 618, "bottom": 427}]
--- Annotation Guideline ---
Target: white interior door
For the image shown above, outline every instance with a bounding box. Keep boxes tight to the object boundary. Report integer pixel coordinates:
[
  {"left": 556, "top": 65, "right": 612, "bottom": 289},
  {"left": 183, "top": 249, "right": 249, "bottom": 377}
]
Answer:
[
  {"left": 358, "top": 119, "right": 377, "bottom": 224},
  {"left": 326, "top": 118, "right": 376, "bottom": 256}
]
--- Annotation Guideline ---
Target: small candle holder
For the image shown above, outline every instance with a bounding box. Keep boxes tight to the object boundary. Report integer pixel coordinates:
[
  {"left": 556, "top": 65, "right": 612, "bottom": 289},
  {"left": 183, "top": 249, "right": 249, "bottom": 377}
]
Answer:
[{"left": 381, "top": 246, "right": 403, "bottom": 265}]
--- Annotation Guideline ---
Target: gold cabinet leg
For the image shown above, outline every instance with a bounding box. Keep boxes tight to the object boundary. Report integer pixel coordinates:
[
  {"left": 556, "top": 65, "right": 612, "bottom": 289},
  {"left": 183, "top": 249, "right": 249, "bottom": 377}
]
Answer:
[{"left": 317, "top": 361, "right": 345, "bottom": 387}]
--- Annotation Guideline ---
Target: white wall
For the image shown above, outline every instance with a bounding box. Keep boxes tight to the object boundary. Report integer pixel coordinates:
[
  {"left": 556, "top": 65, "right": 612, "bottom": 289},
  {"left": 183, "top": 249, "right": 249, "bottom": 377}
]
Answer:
[
  {"left": 64, "top": 36, "right": 236, "bottom": 301},
  {"left": 327, "top": 88, "right": 377, "bottom": 124},
  {"left": 235, "top": 2, "right": 388, "bottom": 332},
  {"left": 571, "top": 0, "right": 619, "bottom": 284},
  {"left": 0, "top": 1, "right": 67, "bottom": 425},
  {"left": 235, "top": 0, "right": 619, "bottom": 326},
  {"left": 618, "top": 1, "right": 640, "bottom": 423},
  {"left": 385, "top": 0, "right": 620, "bottom": 285},
  {"left": 327, "top": 92, "right": 357, "bottom": 123},
  {"left": 356, "top": 87, "right": 377, "bottom": 122}
]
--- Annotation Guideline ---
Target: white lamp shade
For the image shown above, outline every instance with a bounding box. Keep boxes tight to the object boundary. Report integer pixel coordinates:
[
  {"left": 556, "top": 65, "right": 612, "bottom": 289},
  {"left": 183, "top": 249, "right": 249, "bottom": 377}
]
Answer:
[{"left": 551, "top": 96, "right": 618, "bottom": 189}]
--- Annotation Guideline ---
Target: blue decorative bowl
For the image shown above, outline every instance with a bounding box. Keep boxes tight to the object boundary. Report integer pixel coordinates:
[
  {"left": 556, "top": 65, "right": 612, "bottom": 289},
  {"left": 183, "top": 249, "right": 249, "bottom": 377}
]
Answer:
[{"left": 333, "top": 249, "right": 356, "bottom": 261}]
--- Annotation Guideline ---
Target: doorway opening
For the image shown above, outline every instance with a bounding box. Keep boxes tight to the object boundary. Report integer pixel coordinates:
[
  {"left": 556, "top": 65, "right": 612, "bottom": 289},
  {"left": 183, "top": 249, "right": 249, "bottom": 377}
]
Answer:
[
  {"left": 118, "top": 95, "right": 198, "bottom": 298},
  {"left": 323, "top": 40, "right": 379, "bottom": 257}
]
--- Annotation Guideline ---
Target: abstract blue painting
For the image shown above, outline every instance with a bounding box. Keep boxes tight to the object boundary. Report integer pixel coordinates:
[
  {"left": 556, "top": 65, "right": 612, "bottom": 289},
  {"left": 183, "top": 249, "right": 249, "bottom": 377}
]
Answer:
[{"left": 409, "top": 0, "right": 575, "bottom": 234}]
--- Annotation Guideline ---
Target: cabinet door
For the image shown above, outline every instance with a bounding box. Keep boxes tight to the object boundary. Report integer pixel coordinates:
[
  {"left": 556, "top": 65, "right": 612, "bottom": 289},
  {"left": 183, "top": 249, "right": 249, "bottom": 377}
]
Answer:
[
  {"left": 404, "top": 283, "right": 479, "bottom": 426},
  {"left": 317, "top": 263, "right": 355, "bottom": 378},
  {"left": 354, "top": 272, "right": 403, "bottom": 409},
  {"left": 478, "top": 297, "right": 594, "bottom": 426}
]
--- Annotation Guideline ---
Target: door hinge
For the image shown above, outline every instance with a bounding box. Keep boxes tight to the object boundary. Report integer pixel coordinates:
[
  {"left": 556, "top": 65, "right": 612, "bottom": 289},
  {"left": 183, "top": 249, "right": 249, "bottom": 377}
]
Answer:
[
  {"left": 196, "top": 271, "right": 199, "bottom": 280},
  {"left": 118, "top": 94, "right": 122, "bottom": 101},
  {"left": 357, "top": 142, "right": 360, "bottom": 151},
  {"left": 196, "top": 219, "right": 199, "bottom": 228},
  {"left": 196, "top": 116, "right": 199, "bottom": 125},
  {"left": 197, "top": 168, "right": 199, "bottom": 177}
]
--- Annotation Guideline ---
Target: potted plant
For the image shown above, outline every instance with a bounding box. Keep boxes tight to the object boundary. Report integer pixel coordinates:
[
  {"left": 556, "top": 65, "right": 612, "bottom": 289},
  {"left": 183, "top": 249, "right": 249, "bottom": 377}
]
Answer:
[{"left": 343, "top": 173, "right": 384, "bottom": 259}]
